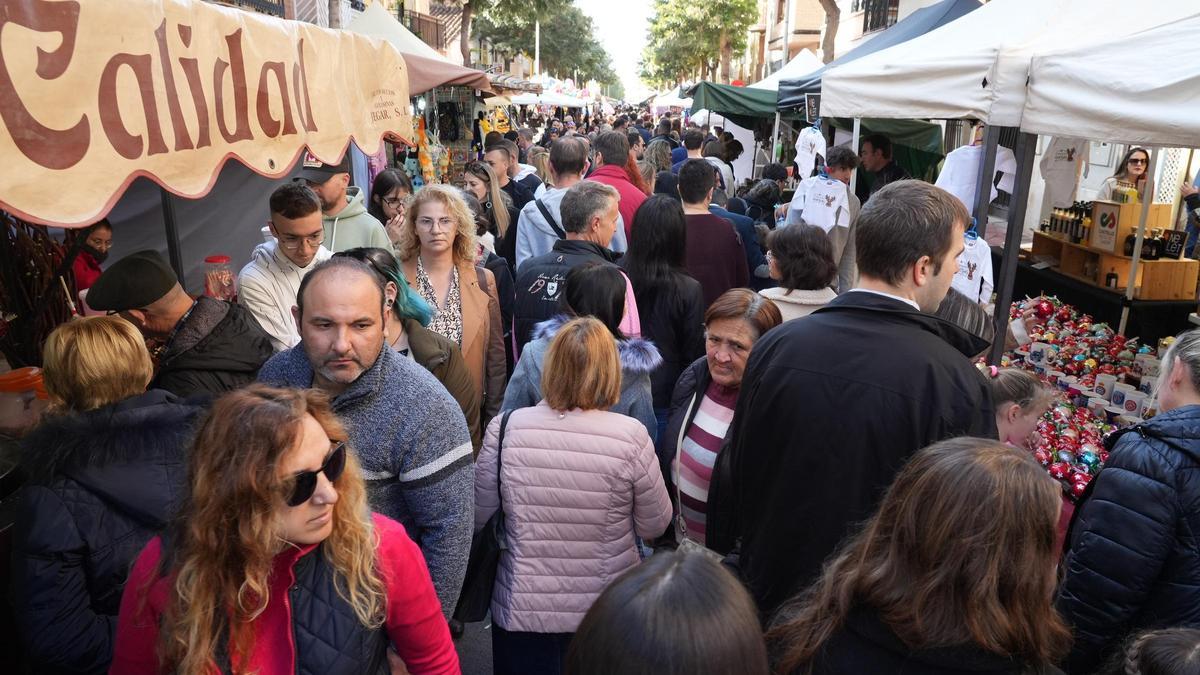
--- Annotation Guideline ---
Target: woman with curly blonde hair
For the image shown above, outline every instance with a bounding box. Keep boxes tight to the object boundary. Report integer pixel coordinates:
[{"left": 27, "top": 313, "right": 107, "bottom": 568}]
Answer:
[
  {"left": 398, "top": 184, "right": 508, "bottom": 423},
  {"left": 110, "top": 385, "right": 458, "bottom": 675}
]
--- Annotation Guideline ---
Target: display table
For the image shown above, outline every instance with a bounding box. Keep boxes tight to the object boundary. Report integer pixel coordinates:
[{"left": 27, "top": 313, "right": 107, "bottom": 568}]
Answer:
[{"left": 994, "top": 249, "right": 1195, "bottom": 344}]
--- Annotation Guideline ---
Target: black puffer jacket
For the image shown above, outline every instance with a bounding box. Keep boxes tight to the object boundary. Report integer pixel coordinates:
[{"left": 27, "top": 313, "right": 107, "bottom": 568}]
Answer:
[
  {"left": 11, "top": 390, "right": 200, "bottom": 674},
  {"left": 513, "top": 239, "right": 622, "bottom": 352},
  {"left": 1057, "top": 404, "right": 1200, "bottom": 674},
  {"left": 152, "top": 296, "right": 273, "bottom": 400}
]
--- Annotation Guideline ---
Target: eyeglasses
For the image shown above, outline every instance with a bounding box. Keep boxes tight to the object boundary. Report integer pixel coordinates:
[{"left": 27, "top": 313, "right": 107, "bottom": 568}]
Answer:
[
  {"left": 276, "top": 230, "right": 325, "bottom": 251},
  {"left": 417, "top": 217, "right": 456, "bottom": 232},
  {"left": 1128, "top": 158, "right": 1148, "bottom": 165},
  {"left": 382, "top": 196, "right": 407, "bottom": 208},
  {"left": 286, "top": 442, "right": 347, "bottom": 507}
]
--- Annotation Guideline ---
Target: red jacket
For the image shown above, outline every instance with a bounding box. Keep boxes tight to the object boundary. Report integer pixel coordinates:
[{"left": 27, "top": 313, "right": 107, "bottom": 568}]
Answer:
[
  {"left": 109, "top": 514, "right": 458, "bottom": 675},
  {"left": 588, "top": 164, "right": 647, "bottom": 239},
  {"left": 72, "top": 250, "right": 102, "bottom": 295}
]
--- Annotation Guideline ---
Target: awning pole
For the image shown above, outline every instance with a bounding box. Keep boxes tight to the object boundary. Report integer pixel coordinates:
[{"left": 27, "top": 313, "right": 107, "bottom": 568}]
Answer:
[
  {"left": 972, "top": 125, "right": 1001, "bottom": 238},
  {"left": 850, "top": 117, "right": 861, "bottom": 194},
  {"left": 1119, "top": 146, "right": 1161, "bottom": 335},
  {"left": 771, "top": 111, "right": 782, "bottom": 162},
  {"left": 159, "top": 187, "right": 186, "bottom": 288},
  {"left": 989, "top": 130, "right": 1037, "bottom": 366}
]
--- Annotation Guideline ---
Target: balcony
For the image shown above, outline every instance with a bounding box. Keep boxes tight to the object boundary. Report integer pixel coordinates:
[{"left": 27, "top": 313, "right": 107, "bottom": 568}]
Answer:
[
  {"left": 862, "top": 0, "right": 899, "bottom": 34},
  {"left": 212, "top": 0, "right": 286, "bottom": 17},
  {"left": 402, "top": 9, "right": 448, "bottom": 52}
]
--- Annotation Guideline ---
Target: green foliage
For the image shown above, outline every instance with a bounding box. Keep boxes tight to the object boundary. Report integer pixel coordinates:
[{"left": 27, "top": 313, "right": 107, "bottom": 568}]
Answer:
[
  {"left": 639, "top": 0, "right": 757, "bottom": 88},
  {"left": 474, "top": 2, "right": 619, "bottom": 86}
]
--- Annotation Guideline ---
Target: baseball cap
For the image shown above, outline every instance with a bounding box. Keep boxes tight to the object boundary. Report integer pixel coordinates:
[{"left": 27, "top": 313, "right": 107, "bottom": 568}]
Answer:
[{"left": 295, "top": 150, "right": 351, "bottom": 183}]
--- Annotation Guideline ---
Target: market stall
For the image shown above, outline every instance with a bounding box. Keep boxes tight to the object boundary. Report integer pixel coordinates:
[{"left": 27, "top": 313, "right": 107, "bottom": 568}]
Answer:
[
  {"left": 0, "top": 0, "right": 413, "bottom": 363},
  {"left": 819, "top": 0, "right": 1199, "bottom": 363}
]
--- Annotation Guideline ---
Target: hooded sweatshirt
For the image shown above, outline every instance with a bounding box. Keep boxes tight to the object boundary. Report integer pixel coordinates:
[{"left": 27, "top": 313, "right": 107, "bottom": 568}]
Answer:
[
  {"left": 322, "top": 186, "right": 392, "bottom": 253},
  {"left": 237, "top": 239, "right": 333, "bottom": 351},
  {"left": 500, "top": 314, "right": 662, "bottom": 441}
]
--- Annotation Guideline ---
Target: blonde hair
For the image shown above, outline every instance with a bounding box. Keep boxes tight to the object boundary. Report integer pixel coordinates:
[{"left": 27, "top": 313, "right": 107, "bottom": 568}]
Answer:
[
  {"left": 463, "top": 161, "right": 511, "bottom": 236},
  {"left": 990, "top": 368, "right": 1056, "bottom": 413},
  {"left": 155, "top": 386, "right": 384, "bottom": 675},
  {"left": 42, "top": 316, "right": 153, "bottom": 411},
  {"left": 528, "top": 146, "right": 552, "bottom": 187},
  {"left": 397, "top": 184, "right": 479, "bottom": 266},
  {"left": 542, "top": 317, "right": 622, "bottom": 411}
]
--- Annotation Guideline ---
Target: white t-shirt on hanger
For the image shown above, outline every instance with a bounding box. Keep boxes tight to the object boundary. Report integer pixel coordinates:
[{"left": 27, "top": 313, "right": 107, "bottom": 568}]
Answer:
[
  {"left": 1040, "top": 137, "right": 1089, "bottom": 209},
  {"left": 794, "top": 126, "right": 826, "bottom": 179},
  {"left": 951, "top": 236, "right": 994, "bottom": 304},
  {"left": 786, "top": 175, "right": 850, "bottom": 234},
  {"left": 935, "top": 144, "right": 1017, "bottom": 212}
]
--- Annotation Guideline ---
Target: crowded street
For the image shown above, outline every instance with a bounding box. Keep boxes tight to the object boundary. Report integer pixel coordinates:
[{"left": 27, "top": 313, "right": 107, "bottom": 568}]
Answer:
[{"left": 3, "top": 0, "right": 1200, "bottom": 673}]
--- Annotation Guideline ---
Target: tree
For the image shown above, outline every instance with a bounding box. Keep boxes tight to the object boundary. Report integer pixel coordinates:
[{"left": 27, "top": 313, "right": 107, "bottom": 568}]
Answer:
[
  {"left": 817, "top": 0, "right": 840, "bottom": 64},
  {"left": 453, "top": 0, "right": 567, "bottom": 66},
  {"left": 639, "top": 0, "right": 756, "bottom": 87},
  {"left": 474, "top": 3, "right": 619, "bottom": 87}
]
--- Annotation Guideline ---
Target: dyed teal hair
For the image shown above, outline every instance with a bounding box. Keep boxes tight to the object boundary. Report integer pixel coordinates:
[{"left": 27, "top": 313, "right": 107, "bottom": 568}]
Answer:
[{"left": 333, "top": 247, "right": 433, "bottom": 327}]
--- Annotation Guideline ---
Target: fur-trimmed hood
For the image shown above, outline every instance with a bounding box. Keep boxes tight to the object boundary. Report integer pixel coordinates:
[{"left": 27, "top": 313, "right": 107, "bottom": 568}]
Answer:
[
  {"left": 531, "top": 314, "right": 662, "bottom": 376},
  {"left": 21, "top": 389, "right": 200, "bottom": 526}
]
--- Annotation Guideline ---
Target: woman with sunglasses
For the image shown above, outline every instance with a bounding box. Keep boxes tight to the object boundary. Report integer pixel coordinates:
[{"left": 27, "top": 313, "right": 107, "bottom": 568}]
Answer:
[
  {"left": 1099, "top": 147, "right": 1152, "bottom": 202},
  {"left": 368, "top": 168, "right": 414, "bottom": 249},
  {"left": 110, "top": 385, "right": 458, "bottom": 675},
  {"left": 397, "top": 185, "right": 508, "bottom": 426},
  {"left": 336, "top": 246, "right": 484, "bottom": 451},
  {"left": 463, "top": 160, "right": 519, "bottom": 267}
]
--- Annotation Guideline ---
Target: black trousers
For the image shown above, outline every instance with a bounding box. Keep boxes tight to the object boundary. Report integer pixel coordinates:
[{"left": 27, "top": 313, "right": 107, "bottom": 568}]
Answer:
[{"left": 491, "top": 625, "right": 574, "bottom": 675}]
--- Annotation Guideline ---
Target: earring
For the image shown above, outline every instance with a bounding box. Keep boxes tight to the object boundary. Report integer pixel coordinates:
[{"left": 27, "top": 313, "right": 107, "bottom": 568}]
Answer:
[{"left": 484, "top": 200, "right": 492, "bottom": 211}]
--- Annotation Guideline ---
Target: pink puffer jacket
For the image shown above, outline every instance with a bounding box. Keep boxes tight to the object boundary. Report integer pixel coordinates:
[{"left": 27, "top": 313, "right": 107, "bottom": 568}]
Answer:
[{"left": 474, "top": 402, "right": 672, "bottom": 633}]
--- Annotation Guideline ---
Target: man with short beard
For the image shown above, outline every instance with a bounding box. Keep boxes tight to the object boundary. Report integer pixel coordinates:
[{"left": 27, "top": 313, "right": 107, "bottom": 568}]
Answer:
[
  {"left": 257, "top": 256, "right": 473, "bottom": 617},
  {"left": 297, "top": 152, "right": 392, "bottom": 253}
]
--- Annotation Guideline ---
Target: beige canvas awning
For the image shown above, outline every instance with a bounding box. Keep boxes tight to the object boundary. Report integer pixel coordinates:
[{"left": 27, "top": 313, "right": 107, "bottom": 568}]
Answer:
[{"left": 0, "top": 0, "right": 414, "bottom": 227}]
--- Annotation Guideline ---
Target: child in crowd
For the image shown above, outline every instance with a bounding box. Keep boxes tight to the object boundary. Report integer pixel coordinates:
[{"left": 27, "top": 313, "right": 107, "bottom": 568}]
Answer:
[
  {"left": 988, "top": 367, "right": 1057, "bottom": 448},
  {"left": 565, "top": 550, "right": 768, "bottom": 675},
  {"left": 1101, "top": 628, "right": 1200, "bottom": 675}
]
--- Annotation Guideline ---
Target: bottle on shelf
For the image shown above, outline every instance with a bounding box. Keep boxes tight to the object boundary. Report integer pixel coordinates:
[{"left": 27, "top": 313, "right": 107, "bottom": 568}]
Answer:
[
  {"left": 1105, "top": 268, "right": 1119, "bottom": 288},
  {"left": 1144, "top": 229, "right": 1162, "bottom": 260},
  {"left": 1124, "top": 232, "right": 1138, "bottom": 256}
]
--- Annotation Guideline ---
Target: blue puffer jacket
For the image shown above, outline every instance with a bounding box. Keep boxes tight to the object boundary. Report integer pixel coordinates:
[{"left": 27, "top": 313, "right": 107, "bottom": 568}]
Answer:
[
  {"left": 11, "top": 390, "right": 200, "bottom": 674},
  {"left": 1057, "top": 404, "right": 1200, "bottom": 673}
]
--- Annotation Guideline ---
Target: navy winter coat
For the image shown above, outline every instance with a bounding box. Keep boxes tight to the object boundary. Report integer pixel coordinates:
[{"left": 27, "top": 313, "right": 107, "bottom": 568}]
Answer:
[
  {"left": 11, "top": 390, "right": 199, "bottom": 674},
  {"left": 1057, "top": 404, "right": 1200, "bottom": 673}
]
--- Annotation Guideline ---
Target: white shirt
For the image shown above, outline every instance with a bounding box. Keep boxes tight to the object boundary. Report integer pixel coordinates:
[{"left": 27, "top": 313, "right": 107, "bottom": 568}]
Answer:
[
  {"left": 794, "top": 126, "right": 827, "bottom": 179},
  {"left": 786, "top": 174, "right": 850, "bottom": 233},
  {"left": 845, "top": 288, "right": 920, "bottom": 311},
  {"left": 950, "top": 236, "right": 993, "bottom": 304},
  {"left": 935, "top": 144, "right": 1017, "bottom": 211},
  {"left": 1039, "top": 137, "right": 1089, "bottom": 208}
]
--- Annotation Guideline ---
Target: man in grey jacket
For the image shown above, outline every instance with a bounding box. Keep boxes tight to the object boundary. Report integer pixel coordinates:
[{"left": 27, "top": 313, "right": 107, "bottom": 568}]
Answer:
[
  {"left": 514, "top": 137, "right": 627, "bottom": 271},
  {"left": 257, "top": 257, "right": 473, "bottom": 616}
]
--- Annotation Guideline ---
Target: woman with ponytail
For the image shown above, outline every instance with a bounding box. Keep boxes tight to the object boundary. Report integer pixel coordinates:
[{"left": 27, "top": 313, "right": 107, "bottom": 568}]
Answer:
[{"left": 110, "top": 385, "right": 458, "bottom": 675}]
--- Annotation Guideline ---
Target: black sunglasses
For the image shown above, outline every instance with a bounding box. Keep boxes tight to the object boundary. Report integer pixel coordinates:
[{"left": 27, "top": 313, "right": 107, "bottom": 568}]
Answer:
[{"left": 286, "top": 442, "right": 347, "bottom": 507}]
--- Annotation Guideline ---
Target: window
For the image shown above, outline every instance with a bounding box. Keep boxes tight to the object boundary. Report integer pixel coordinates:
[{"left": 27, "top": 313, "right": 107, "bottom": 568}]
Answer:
[{"left": 862, "top": 0, "right": 900, "bottom": 33}]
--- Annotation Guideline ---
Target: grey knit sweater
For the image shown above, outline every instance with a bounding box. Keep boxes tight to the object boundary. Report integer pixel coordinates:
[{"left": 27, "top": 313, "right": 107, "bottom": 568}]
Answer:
[{"left": 258, "top": 344, "right": 473, "bottom": 616}]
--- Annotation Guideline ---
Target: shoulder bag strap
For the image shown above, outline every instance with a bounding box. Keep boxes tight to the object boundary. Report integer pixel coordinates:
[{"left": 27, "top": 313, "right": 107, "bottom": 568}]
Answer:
[
  {"left": 535, "top": 199, "right": 567, "bottom": 239},
  {"left": 495, "top": 409, "right": 515, "bottom": 512}
]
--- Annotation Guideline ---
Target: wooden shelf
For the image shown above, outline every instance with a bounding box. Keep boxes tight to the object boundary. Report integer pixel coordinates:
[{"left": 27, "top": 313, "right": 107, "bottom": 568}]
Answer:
[{"left": 1032, "top": 231, "right": 1199, "bottom": 301}]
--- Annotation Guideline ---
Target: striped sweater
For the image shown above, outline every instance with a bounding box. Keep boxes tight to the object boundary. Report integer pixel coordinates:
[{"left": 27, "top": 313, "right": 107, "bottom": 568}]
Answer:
[
  {"left": 258, "top": 344, "right": 473, "bottom": 616},
  {"left": 675, "top": 381, "right": 739, "bottom": 543}
]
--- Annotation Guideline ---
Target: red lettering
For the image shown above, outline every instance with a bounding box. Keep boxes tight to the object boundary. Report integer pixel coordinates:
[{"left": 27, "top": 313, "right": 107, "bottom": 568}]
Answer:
[
  {"left": 154, "top": 20, "right": 192, "bottom": 151},
  {"left": 177, "top": 24, "right": 211, "bottom": 149},
  {"left": 213, "top": 29, "right": 252, "bottom": 144},
  {"left": 98, "top": 53, "right": 168, "bottom": 160},
  {"left": 0, "top": 0, "right": 89, "bottom": 170},
  {"left": 256, "top": 62, "right": 295, "bottom": 138},
  {"left": 291, "top": 39, "right": 317, "bottom": 133}
]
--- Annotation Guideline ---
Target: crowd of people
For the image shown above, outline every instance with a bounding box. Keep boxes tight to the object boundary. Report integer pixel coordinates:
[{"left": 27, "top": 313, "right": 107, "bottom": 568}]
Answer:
[{"left": 12, "top": 109, "right": 1200, "bottom": 675}]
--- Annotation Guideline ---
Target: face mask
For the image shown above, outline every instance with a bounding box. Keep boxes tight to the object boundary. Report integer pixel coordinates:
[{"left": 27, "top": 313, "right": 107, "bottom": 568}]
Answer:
[{"left": 83, "top": 243, "right": 108, "bottom": 264}]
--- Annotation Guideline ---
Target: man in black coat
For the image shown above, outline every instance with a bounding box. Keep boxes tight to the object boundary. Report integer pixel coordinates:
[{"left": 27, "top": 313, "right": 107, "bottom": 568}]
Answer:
[
  {"left": 86, "top": 250, "right": 274, "bottom": 399},
  {"left": 721, "top": 180, "right": 996, "bottom": 618},
  {"left": 512, "top": 180, "right": 624, "bottom": 352}
]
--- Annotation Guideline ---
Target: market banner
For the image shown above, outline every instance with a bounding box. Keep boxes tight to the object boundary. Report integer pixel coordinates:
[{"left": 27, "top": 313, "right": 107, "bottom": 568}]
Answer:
[{"left": 0, "top": 0, "right": 413, "bottom": 227}]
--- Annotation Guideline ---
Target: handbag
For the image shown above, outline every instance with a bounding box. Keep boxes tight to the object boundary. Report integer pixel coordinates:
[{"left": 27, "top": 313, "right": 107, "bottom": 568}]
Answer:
[{"left": 452, "top": 409, "right": 515, "bottom": 623}]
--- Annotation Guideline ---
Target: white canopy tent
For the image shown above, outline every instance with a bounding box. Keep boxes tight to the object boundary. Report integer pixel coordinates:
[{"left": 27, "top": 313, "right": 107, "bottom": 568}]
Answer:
[
  {"left": 820, "top": 0, "right": 1197, "bottom": 125},
  {"left": 1021, "top": 12, "right": 1200, "bottom": 146},
  {"left": 748, "top": 49, "right": 823, "bottom": 91},
  {"left": 652, "top": 88, "right": 693, "bottom": 111},
  {"left": 511, "top": 92, "right": 589, "bottom": 108}
]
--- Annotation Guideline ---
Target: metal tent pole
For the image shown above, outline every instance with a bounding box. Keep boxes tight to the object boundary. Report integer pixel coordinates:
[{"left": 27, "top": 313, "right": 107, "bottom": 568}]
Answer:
[
  {"left": 771, "top": 111, "right": 782, "bottom": 162},
  {"left": 850, "top": 117, "right": 861, "bottom": 194},
  {"left": 972, "top": 125, "right": 1001, "bottom": 238},
  {"left": 989, "top": 131, "right": 1037, "bottom": 366},
  {"left": 159, "top": 187, "right": 186, "bottom": 288},
  {"left": 1119, "top": 146, "right": 1161, "bottom": 335}
]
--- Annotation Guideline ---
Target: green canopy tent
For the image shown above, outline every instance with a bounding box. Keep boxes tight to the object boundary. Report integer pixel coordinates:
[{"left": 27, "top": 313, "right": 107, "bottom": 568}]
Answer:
[
  {"left": 688, "top": 81, "right": 805, "bottom": 129},
  {"left": 827, "top": 118, "right": 945, "bottom": 186}
]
